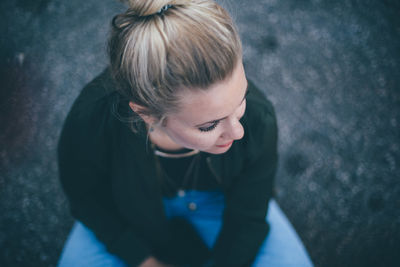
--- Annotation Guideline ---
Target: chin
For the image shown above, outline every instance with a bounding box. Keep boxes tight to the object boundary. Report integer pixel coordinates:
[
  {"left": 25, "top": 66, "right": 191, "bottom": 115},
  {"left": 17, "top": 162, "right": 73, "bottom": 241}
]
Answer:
[{"left": 203, "top": 145, "right": 232, "bottom": 155}]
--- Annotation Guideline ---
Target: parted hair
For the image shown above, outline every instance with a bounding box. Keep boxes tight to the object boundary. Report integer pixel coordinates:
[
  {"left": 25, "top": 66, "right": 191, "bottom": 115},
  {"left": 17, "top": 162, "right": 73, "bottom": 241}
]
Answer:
[{"left": 108, "top": 0, "right": 242, "bottom": 129}]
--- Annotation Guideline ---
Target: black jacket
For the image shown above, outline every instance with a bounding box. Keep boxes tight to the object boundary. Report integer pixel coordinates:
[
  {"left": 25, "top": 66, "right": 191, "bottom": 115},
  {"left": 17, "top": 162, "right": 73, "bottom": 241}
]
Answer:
[{"left": 58, "top": 68, "right": 278, "bottom": 267}]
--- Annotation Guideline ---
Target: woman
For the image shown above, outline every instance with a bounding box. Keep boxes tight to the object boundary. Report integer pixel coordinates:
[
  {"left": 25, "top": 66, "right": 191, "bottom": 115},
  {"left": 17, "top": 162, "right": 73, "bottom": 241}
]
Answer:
[{"left": 57, "top": 0, "right": 313, "bottom": 266}]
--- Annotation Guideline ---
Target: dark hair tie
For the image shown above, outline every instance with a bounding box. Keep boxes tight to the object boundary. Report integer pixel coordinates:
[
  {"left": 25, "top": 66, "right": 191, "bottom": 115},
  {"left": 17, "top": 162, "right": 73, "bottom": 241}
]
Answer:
[{"left": 157, "top": 4, "right": 173, "bottom": 14}]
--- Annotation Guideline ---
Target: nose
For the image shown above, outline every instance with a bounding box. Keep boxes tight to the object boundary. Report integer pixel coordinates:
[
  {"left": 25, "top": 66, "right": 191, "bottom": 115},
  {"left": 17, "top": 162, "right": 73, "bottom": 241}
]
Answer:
[{"left": 221, "top": 117, "right": 244, "bottom": 141}]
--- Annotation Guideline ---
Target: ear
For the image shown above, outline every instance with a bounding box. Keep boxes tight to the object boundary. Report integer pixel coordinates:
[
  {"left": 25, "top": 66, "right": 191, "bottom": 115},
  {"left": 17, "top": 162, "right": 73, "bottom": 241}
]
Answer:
[{"left": 128, "top": 102, "right": 157, "bottom": 125}]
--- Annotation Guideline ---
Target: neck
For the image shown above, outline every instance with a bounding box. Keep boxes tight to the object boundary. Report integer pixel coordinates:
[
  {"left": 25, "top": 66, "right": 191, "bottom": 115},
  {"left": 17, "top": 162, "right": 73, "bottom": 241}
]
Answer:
[{"left": 148, "top": 125, "right": 185, "bottom": 152}]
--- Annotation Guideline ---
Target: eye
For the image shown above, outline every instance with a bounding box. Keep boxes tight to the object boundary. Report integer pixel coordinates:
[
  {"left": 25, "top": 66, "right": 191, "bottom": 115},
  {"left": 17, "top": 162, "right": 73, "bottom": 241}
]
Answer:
[{"left": 198, "top": 120, "right": 220, "bottom": 132}]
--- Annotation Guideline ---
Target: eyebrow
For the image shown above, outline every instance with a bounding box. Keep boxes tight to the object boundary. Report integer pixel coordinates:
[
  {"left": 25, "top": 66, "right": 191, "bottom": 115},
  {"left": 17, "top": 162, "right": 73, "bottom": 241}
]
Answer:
[{"left": 195, "top": 84, "right": 249, "bottom": 127}]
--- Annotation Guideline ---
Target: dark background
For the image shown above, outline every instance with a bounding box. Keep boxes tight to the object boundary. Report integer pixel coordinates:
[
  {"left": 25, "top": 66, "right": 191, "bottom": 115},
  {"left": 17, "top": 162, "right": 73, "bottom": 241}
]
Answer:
[{"left": 1, "top": 0, "right": 399, "bottom": 266}]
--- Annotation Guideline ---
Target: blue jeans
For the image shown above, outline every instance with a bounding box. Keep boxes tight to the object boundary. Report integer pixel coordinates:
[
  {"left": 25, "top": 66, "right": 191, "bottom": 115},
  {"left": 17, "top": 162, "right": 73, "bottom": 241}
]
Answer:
[{"left": 58, "top": 191, "right": 313, "bottom": 266}]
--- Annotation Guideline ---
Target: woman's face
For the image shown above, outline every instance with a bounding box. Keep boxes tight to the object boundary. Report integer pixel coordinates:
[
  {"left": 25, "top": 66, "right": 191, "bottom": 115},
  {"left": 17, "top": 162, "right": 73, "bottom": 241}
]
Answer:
[{"left": 160, "top": 62, "right": 248, "bottom": 154}]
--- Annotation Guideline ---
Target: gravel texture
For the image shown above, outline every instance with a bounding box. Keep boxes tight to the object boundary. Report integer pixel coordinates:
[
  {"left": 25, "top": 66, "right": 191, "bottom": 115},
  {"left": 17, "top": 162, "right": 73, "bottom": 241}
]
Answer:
[{"left": 1, "top": 0, "right": 399, "bottom": 266}]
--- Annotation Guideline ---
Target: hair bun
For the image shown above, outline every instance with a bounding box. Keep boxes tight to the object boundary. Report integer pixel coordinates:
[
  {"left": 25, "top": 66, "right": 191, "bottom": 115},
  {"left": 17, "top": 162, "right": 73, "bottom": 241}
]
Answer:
[{"left": 126, "top": 0, "right": 182, "bottom": 17}]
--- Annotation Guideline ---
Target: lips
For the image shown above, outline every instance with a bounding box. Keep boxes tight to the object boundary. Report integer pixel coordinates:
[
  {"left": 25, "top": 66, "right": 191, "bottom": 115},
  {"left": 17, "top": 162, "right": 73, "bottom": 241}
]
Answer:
[{"left": 216, "top": 140, "right": 233, "bottom": 148}]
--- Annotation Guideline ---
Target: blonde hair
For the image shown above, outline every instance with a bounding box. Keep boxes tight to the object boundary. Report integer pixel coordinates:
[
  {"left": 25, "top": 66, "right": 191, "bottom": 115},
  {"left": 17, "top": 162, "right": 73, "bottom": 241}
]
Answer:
[{"left": 109, "top": 0, "right": 242, "bottom": 129}]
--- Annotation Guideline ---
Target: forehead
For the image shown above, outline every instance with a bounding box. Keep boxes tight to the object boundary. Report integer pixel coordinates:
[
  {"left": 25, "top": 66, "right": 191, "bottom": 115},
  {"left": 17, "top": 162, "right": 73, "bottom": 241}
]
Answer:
[{"left": 171, "top": 63, "right": 247, "bottom": 125}]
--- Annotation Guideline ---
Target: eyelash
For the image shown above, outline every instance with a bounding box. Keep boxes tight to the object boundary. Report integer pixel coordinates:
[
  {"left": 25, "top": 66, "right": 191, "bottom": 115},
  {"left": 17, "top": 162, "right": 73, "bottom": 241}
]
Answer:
[{"left": 198, "top": 120, "right": 220, "bottom": 132}]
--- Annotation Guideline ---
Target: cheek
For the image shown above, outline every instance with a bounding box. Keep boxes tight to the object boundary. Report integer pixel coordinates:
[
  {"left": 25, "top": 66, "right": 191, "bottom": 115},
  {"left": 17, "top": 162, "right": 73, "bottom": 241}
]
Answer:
[
  {"left": 167, "top": 126, "right": 221, "bottom": 149},
  {"left": 183, "top": 131, "right": 221, "bottom": 149}
]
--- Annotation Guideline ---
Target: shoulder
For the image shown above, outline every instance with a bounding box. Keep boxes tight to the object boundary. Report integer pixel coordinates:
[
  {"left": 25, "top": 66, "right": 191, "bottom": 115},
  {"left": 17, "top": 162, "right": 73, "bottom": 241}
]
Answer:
[
  {"left": 58, "top": 68, "right": 121, "bottom": 161},
  {"left": 239, "top": 79, "right": 278, "bottom": 160},
  {"left": 66, "top": 67, "right": 117, "bottom": 120},
  {"left": 244, "top": 79, "right": 276, "bottom": 130}
]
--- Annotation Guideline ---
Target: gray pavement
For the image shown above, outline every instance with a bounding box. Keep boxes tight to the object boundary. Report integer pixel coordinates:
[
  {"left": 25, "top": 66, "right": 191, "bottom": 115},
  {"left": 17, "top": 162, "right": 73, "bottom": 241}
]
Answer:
[{"left": 1, "top": 0, "right": 399, "bottom": 266}]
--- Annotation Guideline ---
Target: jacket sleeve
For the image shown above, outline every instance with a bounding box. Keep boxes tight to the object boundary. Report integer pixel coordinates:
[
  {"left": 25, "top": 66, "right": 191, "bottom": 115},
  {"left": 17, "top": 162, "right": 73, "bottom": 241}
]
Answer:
[
  {"left": 58, "top": 101, "right": 152, "bottom": 266},
  {"left": 212, "top": 91, "right": 278, "bottom": 267}
]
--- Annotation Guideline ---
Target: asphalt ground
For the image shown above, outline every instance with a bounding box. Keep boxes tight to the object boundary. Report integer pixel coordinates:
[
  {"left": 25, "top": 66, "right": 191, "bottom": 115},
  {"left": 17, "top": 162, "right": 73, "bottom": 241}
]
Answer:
[{"left": 1, "top": 0, "right": 399, "bottom": 266}]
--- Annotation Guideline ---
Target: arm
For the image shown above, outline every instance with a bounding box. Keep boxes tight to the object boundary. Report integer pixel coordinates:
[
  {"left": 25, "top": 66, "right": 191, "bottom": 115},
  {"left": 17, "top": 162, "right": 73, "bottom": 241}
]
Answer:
[
  {"left": 58, "top": 103, "right": 210, "bottom": 267},
  {"left": 212, "top": 90, "right": 278, "bottom": 267},
  {"left": 58, "top": 71, "right": 210, "bottom": 266},
  {"left": 58, "top": 105, "right": 154, "bottom": 266}
]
